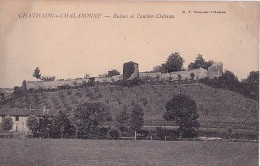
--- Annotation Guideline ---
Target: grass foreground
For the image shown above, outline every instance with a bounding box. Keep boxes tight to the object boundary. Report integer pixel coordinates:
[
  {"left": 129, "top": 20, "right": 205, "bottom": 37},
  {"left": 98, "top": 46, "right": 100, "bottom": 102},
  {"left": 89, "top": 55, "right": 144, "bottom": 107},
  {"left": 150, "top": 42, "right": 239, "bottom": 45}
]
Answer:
[{"left": 0, "top": 139, "right": 258, "bottom": 166}]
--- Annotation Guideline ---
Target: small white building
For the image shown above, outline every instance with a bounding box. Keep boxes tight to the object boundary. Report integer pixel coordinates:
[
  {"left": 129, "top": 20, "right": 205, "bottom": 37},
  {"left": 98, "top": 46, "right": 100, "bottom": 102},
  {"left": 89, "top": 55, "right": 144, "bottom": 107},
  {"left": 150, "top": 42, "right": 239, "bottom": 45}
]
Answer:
[{"left": 0, "top": 108, "right": 60, "bottom": 133}]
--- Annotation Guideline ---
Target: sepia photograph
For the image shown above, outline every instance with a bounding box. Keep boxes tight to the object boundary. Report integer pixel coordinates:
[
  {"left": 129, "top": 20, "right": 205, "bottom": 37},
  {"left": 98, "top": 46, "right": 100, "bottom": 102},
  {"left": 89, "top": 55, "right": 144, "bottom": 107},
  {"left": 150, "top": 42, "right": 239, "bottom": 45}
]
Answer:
[{"left": 0, "top": 1, "right": 259, "bottom": 166}]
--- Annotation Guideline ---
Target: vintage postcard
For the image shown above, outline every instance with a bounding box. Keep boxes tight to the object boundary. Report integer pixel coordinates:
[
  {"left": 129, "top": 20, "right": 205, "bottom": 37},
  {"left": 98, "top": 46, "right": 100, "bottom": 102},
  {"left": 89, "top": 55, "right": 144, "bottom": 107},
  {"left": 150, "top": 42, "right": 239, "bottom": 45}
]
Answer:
[{"left": 0, "top": 1, "right": 259, "bottom": 166}]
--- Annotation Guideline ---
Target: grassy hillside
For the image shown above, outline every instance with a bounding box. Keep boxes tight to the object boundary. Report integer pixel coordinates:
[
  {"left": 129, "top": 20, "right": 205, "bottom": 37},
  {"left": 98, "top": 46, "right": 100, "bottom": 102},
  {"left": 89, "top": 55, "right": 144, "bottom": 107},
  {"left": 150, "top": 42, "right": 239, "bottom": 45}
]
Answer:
[{"left": 1, "top": 83, "right": 258, "bottom": 126}]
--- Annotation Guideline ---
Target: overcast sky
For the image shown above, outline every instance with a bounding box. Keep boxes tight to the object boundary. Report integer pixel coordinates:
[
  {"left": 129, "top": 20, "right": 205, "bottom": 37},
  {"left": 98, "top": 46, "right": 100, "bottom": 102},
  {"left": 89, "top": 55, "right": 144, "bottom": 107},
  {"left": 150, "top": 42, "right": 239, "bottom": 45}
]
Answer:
[{"left": 0, "top": 1, "right": 259, "bottom": 88}]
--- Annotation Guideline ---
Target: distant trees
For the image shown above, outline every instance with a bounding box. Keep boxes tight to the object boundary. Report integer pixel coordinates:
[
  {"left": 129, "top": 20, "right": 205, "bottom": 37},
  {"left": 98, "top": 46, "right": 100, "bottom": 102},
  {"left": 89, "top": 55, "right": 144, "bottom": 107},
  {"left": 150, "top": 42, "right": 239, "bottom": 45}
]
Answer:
[
  {"left": 218, "top": 71, "right": 240, "bottom": 90},
  {"left": 0, "top": 92, "right": 5, "bottom": 99},
  {"left": 41, "top": 76, "right": 55, "bottom": 81},
  {"left": 188, "top": 54, "right": 213, "bottom": 70},
  {"left": 25, "top": 112, "right": 74, "bottom": 138},
  {"left": 12, "top": 86, "right": 27, "bottom": 99},
  {"left": 152, "top": 64, "right": 167, "bottom": 73},
  {"left": 129, "top": 102, "right": 144, "bottom": 135},
  {"left": 109, "top": 128, "right": 120, "bottom": 139},
  {"left": 164, "top": 94, "right": 200, "bottom": 138},
  {"left": 116, "top": 103, "right": 144, "bottom": 138},
  {"left": 73, "top": 102, "right": 112, "bottom": 138},
  {"left": 116, "top": 105, "right": 130, "bottom": 134},
  {"left": 152, "top": 53, "right": 215, "bottom": 73},
  {"left": 200, "top": 70, "right": 241, "bottom": 91},
  {"left": 38, "top": 114, "right": 54, "bottom": 137},
  {"left": 2, "top": 116, "right": 13, "bottom": 132},
  {"left": 152, "top": 52, "right": 184, "bottom": 73},
  {"left": 241, "top": 71, "right": 259, "bottom": 100},
  {"left": 108, "top": 69, "right": 120, "bottom": 77},
  {"left": 32, "top": 67, "right": 56, "bottom": 81},
  {"left": 0, "top": 92, "right": 5, "bottom": 107},
  {"left": 53, "top": 111, "right": 74, "bottom": 138},
  {"left": 199, "top": 70, "right": 259, "bottom": 100},
  {"left": 33, "top": 67, "right": 41, "bottom": 81}
]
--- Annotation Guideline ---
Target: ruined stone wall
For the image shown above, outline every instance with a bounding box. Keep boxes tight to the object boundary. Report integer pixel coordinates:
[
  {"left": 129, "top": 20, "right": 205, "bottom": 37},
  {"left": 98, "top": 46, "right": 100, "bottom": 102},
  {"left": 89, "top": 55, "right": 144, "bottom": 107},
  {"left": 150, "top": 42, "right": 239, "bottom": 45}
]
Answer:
[
  {"left": 139, "top": 72, "right": 161, "bottom": 80},
  {"left": 111, "top": 75, "right": 123, "bottom": 82},
  {"left": 207, "top": 62, "right": 223, "bottom": 79},
  {"left": 140, "top": 68, "right": 208, "bottom": 81},
  {"left": 25, "top": 75, "right": 124, "bottom": 90},
  {"left": 24, "top": 61, "right": 219, "bottom": 90},
  {"left": 25, "top": 78, "right": 90, "bottom": 90}
]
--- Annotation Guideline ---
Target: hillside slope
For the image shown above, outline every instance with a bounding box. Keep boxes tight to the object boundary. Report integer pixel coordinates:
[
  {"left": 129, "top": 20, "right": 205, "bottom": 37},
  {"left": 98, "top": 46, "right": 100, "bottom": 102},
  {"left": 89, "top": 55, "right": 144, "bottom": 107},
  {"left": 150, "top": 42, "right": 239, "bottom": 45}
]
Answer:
[{"left": 1, "top": 83, "right": 258, "bottom": 126}]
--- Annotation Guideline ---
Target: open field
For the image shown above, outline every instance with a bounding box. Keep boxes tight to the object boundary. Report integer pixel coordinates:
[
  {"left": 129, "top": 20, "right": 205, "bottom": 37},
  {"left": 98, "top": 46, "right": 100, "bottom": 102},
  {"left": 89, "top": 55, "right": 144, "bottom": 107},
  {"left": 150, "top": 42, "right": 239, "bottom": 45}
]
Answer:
[{"left": 0, "top": 139, "right": 258, "bottom": 166}]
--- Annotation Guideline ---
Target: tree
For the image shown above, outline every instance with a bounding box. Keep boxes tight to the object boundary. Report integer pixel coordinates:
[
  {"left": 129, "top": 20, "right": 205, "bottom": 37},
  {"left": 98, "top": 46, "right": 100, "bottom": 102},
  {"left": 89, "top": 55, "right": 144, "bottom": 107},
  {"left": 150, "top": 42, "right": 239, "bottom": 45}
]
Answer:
[
  {"left": 73, "top": 102, "right": 112, "bottom": 138},
  {"left": 190, "top": 73, "right": 195, "bottom": 81},
  {"left": 129, "top": 102, "right": 144, "bottom": 134},
  {"left": 164, "top": 94, "right": 200, "bottom": 138},
  {"left": 53, "top": 111, "right": 73, "bottom": 138},
  {"left": 152, "top": 64, "right": 167, "bottom": 73},
  {"left": 188, "top": 54, "right": 213, "bottom": 70},
  {"left": 245, "top": 71, "right": 259, "bottom": 84},
  {"left": 2, "top": 116, "right": 13, "bottom": 132},
  {"left": 38, "top": 115, "right": 54, "bottom": 138},
  {"left": 218, "top": 70, "right": 240, "bottom": 91},
  {"left": 164, "top": 52, "right": 184, "bottom": 72},
  {"left": 26, "top": 115, "right": 39, "bottom": 135},
  {"left": 33, "top": 67, "right": 41, "bottom": 80},
  {"left": 84, "top": 73, "right": 90, "bottom": 79},
  {"left": 109, "top": 128, "right": 120, "bottom": 139},
  {"left": 116, "top": 105, "right": 130, "bottom": 134},
  {"left": 241, "top": 71, "right": 259, "bottom": 100},
  {"left": 0, "top": 92, "right": 5, "bottom": 105},
  {"left": 108, "top": 69, "right": 120, "bottom": 77},
  {"left": 0, "top": 92, "right": 5, "bottom": 100}
]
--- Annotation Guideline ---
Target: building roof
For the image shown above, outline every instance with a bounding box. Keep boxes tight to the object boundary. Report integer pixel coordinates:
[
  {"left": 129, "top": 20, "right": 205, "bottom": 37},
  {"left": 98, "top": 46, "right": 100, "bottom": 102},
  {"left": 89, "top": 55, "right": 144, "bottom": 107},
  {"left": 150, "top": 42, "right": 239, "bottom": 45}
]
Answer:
[{"left": 0, "top": 108, "right": 60, "bottom": 116}]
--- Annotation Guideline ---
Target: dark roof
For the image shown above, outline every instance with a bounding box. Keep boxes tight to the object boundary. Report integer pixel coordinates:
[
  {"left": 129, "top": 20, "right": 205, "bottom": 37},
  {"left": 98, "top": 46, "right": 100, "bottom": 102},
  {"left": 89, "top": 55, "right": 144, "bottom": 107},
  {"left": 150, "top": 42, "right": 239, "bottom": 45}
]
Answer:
[{"left": 0, "top": 108, "right": 60, "bottom": 116}]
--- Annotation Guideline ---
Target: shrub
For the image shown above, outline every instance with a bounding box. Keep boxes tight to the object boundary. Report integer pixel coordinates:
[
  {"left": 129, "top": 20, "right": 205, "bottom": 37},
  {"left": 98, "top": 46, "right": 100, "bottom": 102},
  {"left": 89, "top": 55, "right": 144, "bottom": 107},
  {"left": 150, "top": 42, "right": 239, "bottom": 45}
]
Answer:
[
  {"left": 137, "top": 129, "right": 148, "bottom": 138},
  {"left": 109, "top": 128, "right": 120, "bottom": 139},
  {"left": 155, "top": 127, "right": 178, "bottom": 140},
  {"left": 99, "top": 127, "right": 109, "bottom": 138},
  {"left": 2, "top": 116, "right": 13, "bottom": 132},
  {"left": 26, "top": 115, "right": 39, "bottom": 135}
]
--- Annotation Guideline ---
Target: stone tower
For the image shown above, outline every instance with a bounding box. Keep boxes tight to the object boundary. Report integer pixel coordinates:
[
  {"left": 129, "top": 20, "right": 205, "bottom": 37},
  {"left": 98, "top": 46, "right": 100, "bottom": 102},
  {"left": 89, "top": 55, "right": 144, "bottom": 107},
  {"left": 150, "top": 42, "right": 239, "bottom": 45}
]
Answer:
[{"left": 123, "top": 61, "right": 139, "bottom": 80}]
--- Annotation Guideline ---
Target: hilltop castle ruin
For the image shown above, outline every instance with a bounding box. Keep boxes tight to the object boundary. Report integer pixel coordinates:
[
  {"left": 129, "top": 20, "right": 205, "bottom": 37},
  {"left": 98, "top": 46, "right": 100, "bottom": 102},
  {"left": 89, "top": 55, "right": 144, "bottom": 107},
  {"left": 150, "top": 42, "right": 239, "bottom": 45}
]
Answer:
[{"left": 23, "top": 61, "right": 223, "bottom": 90}]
